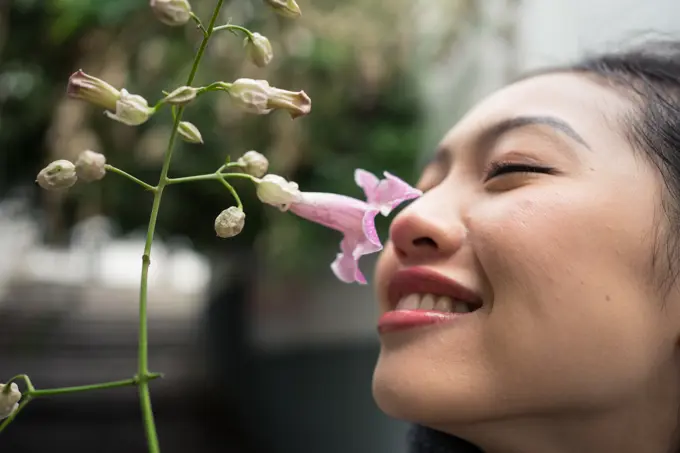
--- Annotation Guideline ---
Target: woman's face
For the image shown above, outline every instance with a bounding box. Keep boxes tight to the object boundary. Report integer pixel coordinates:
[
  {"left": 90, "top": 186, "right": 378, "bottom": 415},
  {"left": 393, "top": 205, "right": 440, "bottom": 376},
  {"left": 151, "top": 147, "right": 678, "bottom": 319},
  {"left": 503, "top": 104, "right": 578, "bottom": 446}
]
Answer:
[{"left": 373, "top": 73, "right": 680, "bottom": 431}]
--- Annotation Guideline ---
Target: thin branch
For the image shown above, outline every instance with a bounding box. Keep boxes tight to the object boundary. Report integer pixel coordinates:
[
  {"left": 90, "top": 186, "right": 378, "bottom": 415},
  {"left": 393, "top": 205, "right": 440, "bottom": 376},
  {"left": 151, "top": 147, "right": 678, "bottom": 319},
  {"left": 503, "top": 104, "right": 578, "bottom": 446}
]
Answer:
[{"left": 105, "top": 165, "right": 156, "bottom": 192}]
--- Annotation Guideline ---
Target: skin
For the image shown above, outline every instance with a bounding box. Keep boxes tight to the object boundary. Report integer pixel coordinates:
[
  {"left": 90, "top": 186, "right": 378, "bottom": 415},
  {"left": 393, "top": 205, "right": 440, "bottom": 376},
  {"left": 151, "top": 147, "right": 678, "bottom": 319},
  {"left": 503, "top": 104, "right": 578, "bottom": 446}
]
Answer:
[{"left": 373, "top": 73, "right": 680, "bottom": 453}]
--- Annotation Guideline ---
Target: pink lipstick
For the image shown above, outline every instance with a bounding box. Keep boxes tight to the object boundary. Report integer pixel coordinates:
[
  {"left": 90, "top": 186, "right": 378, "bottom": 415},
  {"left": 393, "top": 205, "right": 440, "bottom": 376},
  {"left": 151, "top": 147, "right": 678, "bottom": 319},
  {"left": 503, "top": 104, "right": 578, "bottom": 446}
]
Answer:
[{"left": 378, "top": 267, "right": 482, "bottom": 334}]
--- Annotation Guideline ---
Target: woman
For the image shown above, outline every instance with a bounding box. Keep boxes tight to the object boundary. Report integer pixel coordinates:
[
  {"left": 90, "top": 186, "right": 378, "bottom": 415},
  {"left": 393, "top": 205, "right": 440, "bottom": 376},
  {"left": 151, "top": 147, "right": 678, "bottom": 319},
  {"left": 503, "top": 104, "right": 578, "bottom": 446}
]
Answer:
[{"left": 373, "top": 40, "right": 680, "bottom": 453}]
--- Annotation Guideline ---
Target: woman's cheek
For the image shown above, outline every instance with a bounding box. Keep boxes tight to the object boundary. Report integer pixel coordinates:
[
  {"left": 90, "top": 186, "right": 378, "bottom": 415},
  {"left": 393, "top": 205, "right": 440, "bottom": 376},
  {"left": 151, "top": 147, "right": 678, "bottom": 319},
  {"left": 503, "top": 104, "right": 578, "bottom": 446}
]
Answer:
[{"left": 464, "top": 188, "right": 588, "bottom": 290}]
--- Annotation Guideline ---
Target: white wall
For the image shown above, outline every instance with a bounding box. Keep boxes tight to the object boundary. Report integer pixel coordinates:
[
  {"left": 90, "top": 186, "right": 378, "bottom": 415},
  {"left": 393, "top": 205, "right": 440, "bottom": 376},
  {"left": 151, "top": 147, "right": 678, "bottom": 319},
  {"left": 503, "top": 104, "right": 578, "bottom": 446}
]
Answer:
[
  {"left": 413, "top": 0, "right": 521, "bottom": 158},
  {"left": 410, "top": 0, "right": 680, "bottom": 161},
  {"left": 517, "top": 0, "right": 680, "bottom": 71}
]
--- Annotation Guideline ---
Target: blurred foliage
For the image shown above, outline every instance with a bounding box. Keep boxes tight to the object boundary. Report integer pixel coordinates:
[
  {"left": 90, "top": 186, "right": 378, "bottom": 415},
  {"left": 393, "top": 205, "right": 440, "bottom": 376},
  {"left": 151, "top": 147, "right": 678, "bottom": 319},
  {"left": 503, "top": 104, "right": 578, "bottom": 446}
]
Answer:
[{"left": 0, "top": 0, "right": 423, "bottom": 279}]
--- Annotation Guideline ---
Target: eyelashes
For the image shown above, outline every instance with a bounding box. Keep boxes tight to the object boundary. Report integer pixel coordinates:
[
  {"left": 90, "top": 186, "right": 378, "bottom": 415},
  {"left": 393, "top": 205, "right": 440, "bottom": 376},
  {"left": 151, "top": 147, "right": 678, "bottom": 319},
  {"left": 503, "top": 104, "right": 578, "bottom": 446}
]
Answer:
[
  {"left": 484, "top": 161, "right": 555, "bottom": 182},
  {"left": 416, "top": 160, "right": 557, "bottom": 193}
]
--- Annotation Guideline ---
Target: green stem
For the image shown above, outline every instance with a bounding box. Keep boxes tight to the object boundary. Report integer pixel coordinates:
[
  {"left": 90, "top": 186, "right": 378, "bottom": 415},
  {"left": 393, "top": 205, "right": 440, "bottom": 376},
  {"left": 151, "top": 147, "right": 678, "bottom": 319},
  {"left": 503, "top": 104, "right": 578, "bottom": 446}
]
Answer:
[
  {"left": 0, "top": 374, "right": 160, "bottom": 435},
  {"left": 221, "top": 172, "right": 257, "bottom": 182},
  {"left": 217, "top": 176, "right": 243, "bottom": 209},
  {"left": 212, "top": 24, "right": 254, "bottom": 40},
  {"left": 166, "top": 171, "right": 249, "bottom": 209},
  {"left": 190, "top": 12, "right": 208, "bottom": 36},
  {"left": 166, "top": 168, "right": 257, "bottom": 186},
  {"left": 166, "top": 173, "right": 219, "bottom": 185},
  {"left": 155, "top": 84, "right": 217, "bottom": 110},
  {"left": 137, "top": 2, "right": 225, "bottom": 453},
  {"left": 4, "top": 375, "right": 34, "bottom": 393},
  {"left": 28, "top": 374, "right": 162, "bottom": 397},
  {"left": 196, "top": 81, "right": 229, "bottom": 95},
  {"left": 106, "top": 165, "right": 157, "bottom": 192}
]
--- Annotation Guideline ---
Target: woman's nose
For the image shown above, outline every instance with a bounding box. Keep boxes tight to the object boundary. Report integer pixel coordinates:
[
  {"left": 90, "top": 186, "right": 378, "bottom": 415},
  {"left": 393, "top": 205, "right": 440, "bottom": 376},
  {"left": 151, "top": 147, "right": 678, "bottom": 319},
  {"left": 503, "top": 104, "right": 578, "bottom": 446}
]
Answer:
[{"left": 388, "top": 199, "right": 466, "bottom": 264}]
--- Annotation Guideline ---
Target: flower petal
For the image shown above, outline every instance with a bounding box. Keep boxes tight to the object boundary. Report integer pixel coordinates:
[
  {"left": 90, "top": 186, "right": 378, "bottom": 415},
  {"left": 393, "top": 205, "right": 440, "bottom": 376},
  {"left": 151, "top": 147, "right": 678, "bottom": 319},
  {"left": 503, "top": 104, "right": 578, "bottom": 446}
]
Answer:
[
  {"left": 358, "top": 208, "right": 382, "bottom": 255},
  {"left": 104, "top": 110, "right": 138, "bottom": 126},
  {"left": 331, "top": 241, "right": 366, "bottom": 284},
  {"left": 286, "top": 169, "right": 419, "bottom": 284},
  {"left": 355, "top": 169, "right": 422, "bottom": 216},
  {"left": 289, "top": 192, "right": 371, "bottom": 232},
  {"left": 380, "top": 171, "right": 423, "bottom": 213},
  {"left": 355, "top": 168, "right": 381, "bottom": 200},
  {"left": 289, "top": 193, "right": 382, "bottom": 284},
  {"left": 330, "top": 209, "right": 382, "bottom": 284},
  {"left": 67, "top": 69, "right": 120, "bottom": 110}
]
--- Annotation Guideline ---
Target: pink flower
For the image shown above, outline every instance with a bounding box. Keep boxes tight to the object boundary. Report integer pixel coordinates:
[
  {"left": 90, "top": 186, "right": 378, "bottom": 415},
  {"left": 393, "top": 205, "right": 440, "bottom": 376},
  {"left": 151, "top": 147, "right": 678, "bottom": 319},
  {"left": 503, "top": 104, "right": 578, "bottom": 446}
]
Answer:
[
  {"left": 354, "top": 169, "right": 424, "bottom": 216},
  {"left": 287, "top": 169, "right": 422, "bottom": 284}
]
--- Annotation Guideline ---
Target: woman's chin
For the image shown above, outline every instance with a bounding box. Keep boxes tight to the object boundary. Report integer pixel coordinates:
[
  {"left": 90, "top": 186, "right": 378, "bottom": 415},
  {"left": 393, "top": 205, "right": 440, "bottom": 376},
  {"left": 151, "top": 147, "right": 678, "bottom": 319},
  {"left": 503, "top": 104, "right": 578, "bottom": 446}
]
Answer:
[{"left": 372, "top": 360, "right": 500, "bottom": 427}]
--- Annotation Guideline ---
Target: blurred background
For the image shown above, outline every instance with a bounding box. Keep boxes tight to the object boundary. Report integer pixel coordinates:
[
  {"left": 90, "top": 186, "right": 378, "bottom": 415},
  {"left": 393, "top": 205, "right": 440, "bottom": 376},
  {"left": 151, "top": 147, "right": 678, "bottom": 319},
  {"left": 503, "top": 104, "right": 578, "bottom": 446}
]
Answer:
[{"left": 0, "top": 0, "right": 677, "bottom": 451}]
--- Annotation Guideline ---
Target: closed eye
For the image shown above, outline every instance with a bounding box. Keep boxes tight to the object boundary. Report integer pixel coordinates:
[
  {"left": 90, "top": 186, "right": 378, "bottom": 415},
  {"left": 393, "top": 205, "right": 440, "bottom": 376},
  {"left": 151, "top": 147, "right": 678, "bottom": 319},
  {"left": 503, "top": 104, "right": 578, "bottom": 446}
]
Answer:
[{"left": 484, "top": 162, "right": 555, "bottom": 181}]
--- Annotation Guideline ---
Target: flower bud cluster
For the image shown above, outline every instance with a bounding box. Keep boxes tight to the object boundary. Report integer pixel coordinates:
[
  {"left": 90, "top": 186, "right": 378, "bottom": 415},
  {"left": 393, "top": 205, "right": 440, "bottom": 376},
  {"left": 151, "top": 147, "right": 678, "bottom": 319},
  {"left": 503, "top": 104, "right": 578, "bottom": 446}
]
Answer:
[
  {"left": 36, "top": 151, "right": 107, "bottom": 191},
  {"left": 68, "top": 71, "right": 153, "bottom": 126}
]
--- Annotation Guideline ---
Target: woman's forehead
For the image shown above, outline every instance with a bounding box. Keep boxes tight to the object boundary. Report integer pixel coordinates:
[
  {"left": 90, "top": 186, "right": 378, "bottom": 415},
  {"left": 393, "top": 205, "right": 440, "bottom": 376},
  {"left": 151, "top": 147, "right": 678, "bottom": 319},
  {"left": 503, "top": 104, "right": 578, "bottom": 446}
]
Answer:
[{"left": 438, "top": 72, "right": 632, "bottom": 152}]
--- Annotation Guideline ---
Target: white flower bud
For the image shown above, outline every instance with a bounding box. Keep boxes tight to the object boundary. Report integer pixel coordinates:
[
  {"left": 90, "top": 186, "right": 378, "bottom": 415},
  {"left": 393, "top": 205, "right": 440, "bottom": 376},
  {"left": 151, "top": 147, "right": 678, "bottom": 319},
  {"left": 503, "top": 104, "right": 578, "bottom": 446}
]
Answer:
[
  {"left": 178, "top": 121, "right": 203, "bottom": 144},
  {"left": 228, "top": 78, "right": 311, "bottom": 119},
  {"left": 237, "top": 150, "right": 269, "bottom": 178},
  {"left": 150, "top": 0, "right": 192, "bottom": 26},
  {"left": 36, "top": 160, "right": 78, "bottom": 190},
  {"left": 104, "top": 89, "right": 153, "bottom": 126},
  {"left": 162, "top": 86, "right": 198, "bottom": 105},
  {"left": 256, "top": 174, "right": 301, "bottom": 211},
  {"left": 67, "top": 69, "right": 120, "bottom": 110},
  {"left": 0, "top": 383, "right": 22, "bottom": 420},
  {"left": 214, "top": 207, "right": 246, "bottom": 238},
  {"left": 227, "top": 79, "right": 271, "bottom": 115},
  {"left": 264, "top": 0, "right": 301, "bottom": 18},
  {"left": 75, "top": 150, "right": 107, "bottom": 182},
  {"left": 244, "top": 33, "right": 274, "bottom": 68}
]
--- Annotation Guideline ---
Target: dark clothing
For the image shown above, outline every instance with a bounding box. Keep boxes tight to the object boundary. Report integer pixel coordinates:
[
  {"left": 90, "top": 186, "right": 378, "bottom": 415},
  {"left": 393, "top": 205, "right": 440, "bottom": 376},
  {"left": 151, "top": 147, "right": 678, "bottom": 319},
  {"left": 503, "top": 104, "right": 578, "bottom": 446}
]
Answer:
[{"left": 408, "top": 425, "right": 483, "bottom": 453}]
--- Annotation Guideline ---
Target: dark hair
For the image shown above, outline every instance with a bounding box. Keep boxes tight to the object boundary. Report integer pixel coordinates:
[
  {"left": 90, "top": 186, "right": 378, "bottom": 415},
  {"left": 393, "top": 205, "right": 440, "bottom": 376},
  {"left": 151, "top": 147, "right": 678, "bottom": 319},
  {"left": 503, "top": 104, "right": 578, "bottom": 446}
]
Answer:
[
  {"left": 548, "top": 41, "right": 680, "bottom": 289},
  {"left": 564, "top": 41, "right": 680, "bottom": 452}
]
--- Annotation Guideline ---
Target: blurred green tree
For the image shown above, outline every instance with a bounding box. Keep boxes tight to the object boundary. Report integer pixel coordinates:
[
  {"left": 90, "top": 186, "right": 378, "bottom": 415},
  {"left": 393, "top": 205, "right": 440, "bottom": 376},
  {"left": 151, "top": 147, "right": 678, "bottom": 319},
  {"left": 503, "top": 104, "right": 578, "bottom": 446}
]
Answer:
[{"left": 0, "top": 0, "right": 423, "bottom": 278}]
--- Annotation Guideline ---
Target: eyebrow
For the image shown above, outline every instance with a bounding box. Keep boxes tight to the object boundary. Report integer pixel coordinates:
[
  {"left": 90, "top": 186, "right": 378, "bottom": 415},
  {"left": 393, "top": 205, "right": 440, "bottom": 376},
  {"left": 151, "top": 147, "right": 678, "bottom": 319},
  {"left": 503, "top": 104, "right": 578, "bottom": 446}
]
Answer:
[
  {"left": 429, "top": 114, "right": 591, "bottom": 166},
  {"left": 481, "top": 115, "right": 591, "bottom": 150}
]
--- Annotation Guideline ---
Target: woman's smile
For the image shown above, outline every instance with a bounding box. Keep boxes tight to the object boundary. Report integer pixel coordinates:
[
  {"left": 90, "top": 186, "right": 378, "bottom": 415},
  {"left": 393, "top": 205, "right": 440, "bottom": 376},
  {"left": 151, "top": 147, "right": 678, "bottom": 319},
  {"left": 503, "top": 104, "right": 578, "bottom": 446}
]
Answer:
[{"left": 371, "top": 53, "right": 680, "bottom": 452}]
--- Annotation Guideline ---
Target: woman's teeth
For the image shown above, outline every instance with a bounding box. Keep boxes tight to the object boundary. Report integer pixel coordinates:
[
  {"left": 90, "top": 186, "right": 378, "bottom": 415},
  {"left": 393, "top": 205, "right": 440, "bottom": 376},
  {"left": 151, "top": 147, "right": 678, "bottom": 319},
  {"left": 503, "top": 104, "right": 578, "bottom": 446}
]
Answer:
[{"left": 395, "top": 293, "right": 474, "bottom": 313}]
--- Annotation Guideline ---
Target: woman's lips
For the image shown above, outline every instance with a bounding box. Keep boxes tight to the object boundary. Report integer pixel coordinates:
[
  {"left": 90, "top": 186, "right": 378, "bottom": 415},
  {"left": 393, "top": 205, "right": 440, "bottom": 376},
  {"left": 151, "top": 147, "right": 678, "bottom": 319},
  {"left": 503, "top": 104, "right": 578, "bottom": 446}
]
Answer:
[
  {"left": 379, "top": 267, "right": 482, "bottom": 334},
  {"left": 378, "top": 309, "right": 462, "bottom": 334},
  {"left": 386, "top": 266, "right": 482, "bottom": 311}
]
